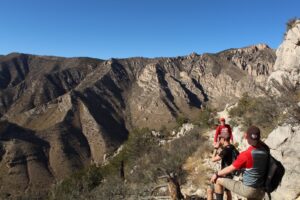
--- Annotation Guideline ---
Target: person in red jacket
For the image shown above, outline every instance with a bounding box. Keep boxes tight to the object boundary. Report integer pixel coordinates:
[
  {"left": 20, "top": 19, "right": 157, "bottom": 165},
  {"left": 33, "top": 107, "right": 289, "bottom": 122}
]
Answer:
[{"left": 214, "top": 118, "right": 233, "bottom": 148}]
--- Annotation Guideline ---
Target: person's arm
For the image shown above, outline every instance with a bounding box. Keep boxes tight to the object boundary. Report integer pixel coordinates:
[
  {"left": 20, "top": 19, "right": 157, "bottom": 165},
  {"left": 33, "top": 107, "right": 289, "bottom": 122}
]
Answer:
[
  {"left": 229, "top": 125, "right": 233, "bottom": 143},
  {"left": 214, "top": 126, "right": 220, "bottom": 143},
  {"left": 217, "top": 165, "right": 236, "bottom": 176},
  {"left": 211, "top": 155, "right": 222, "bottom": 162},
  {"left": 210, "top": 165, "right": 236, "bottom": 183},
  {"left": 213, "top": 148, "right": 226, "bottom": 162},
  {"left": 211, "top": 151, "right": 247, "bottom": 183}
]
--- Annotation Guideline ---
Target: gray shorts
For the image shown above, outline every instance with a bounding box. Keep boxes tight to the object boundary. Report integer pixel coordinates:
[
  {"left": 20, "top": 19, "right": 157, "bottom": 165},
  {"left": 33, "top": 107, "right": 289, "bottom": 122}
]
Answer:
[{"left": 220, "top": 178, "right": 265, "bottom": 200}]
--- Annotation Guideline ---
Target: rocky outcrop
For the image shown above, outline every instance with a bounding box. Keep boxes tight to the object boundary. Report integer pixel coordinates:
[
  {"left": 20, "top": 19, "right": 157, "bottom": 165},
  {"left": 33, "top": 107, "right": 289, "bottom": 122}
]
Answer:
[
  {"left": 0, "top": 121, "right": 53, "bottom": 197},
  {"left": 265, "top": 125, "right": 300, "bottom": 200},
  {"left": 267, "top": 20, "right": 300, "bottom": 92},
  {"left": 264, "top": 21, "right": 300, "bottom": 199},
  {"left": 218, "top": 44, "right": 275, "bottom": 79}
]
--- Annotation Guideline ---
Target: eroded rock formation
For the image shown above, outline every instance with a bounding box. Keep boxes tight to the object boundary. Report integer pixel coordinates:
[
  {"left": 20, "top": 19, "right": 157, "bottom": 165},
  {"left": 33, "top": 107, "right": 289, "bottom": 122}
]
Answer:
[{"left": 267, "top": 19, "right": 300, "bottom": 92}]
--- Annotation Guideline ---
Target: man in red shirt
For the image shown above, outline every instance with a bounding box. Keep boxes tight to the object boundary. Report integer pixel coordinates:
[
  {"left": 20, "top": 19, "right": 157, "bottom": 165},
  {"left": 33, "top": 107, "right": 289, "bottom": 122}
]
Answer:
[
  {"left": 214, "top": 118, "right": 233, "bottom": 148},
  {"left": 210, "top": 126, "right": 269, "bottom": 200}
]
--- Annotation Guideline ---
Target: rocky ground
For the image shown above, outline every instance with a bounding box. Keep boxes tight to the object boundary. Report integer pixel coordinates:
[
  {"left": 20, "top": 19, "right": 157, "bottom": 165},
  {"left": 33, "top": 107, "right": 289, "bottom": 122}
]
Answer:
[
  {"left": 182, "top": 104, "right": 300, "bottom": 200},
  {"left": 181, "top": 107, "right": 249, "bottom": 200}
]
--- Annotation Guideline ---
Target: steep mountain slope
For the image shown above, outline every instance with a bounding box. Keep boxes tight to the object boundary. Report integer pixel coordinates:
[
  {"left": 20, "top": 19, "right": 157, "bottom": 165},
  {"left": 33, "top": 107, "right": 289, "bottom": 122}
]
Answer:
[{"left": 0, "top": 44, "right": 275, "bottom": 197}]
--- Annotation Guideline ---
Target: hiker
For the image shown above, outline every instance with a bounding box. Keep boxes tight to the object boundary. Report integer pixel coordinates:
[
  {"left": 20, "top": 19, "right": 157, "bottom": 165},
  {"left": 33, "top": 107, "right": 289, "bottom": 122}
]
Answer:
[
  {"left": 213, "top": 118, "right": 233, "bottom": 157},
  {"left": 210, "top": 126, "right": 269, "bottom": 200},
  {"left": 213, "top": 118, "right": 233, "bottom": 148},
  {"left": 207, "top": 132, "right": 239, "bottom": 200}
]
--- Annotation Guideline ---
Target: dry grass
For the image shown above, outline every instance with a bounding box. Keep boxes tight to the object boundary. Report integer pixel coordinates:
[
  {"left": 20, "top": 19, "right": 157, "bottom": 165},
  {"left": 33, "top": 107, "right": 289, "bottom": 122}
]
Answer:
[{"left": 182, "top": 143, "right": 212, "bottom": 187}]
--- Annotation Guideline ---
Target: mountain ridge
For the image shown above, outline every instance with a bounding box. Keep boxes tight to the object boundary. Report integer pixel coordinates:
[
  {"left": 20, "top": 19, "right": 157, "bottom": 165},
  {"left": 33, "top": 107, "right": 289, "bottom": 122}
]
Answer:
[{"left": 0, "top": 43, "right": 276, "bottom": 197}]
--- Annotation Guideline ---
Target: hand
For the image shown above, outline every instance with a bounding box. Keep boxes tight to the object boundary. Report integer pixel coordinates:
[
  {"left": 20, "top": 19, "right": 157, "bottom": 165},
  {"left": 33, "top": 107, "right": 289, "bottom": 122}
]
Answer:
[
  {"left": 210, "top": 174, "right": 217, "bottom": 183},
  {"left": 213, "top": 142, "right": 220, "bottom": 149}
]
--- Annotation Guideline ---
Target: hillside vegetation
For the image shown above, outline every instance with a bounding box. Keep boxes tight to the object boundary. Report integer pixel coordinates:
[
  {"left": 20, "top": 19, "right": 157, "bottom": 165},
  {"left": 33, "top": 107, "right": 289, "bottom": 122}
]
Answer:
[
  {"left": 229, "top": 88, "right": 300, "bottom": 138},
  {"left": 49, "top": 124, "right": 211, "bottom": 199}
]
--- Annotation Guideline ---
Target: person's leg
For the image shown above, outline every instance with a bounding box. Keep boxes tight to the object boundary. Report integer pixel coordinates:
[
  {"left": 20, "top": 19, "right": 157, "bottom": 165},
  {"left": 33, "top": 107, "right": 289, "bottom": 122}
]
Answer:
[
  {"left": 225, "top": 189, "right": 232, "bottom": 200},
  {"left": 207, "top": 185, "right": 214, "bottom": 200},
  {"left": 215, "top": 182, "right": 224, "bottom": 200},
  {"left": 217, "top": 178, "right": 265, "bottom": 199},
  {"left": 213, "top": 148, "right": 218, "bottom": 157},
  {"left": 212, "top": 144, "right": 221, "bottom": 157}
]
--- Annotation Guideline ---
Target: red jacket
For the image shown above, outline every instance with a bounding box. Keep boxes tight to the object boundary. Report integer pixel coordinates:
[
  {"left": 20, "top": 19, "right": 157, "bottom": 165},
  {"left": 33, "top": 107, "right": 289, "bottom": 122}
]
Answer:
[{"left": 214, "top": 124, "right": 233, "bottom": 142}]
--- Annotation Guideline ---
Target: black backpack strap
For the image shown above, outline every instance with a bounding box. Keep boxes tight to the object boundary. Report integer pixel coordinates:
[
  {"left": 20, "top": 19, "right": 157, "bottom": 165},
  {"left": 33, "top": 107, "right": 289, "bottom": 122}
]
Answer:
[
  {"left": 263, "top": 146, "right": 271, "bottom": 196},
  {"left": 267, "top": 192, "right": 272, "bottom": 200}
]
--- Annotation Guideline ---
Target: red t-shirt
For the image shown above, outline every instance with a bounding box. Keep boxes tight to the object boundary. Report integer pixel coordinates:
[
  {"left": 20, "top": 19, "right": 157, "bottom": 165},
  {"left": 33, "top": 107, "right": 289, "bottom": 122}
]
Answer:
[
  {"left": 232, "top": 145, "right": 268, "bottom": 187},
  {"left": 214, "top": 124, "right": 233, "bottom": 142}
]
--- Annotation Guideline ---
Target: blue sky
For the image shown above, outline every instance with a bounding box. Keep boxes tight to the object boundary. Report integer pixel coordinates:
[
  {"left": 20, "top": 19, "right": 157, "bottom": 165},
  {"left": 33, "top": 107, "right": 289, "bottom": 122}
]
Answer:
[{"left": 0, "top": 0, "right": 299, "bottom": 59}]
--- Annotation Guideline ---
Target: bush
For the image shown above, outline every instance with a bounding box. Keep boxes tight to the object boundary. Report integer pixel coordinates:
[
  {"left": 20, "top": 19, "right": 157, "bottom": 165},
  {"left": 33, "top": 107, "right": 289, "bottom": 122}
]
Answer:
[
  {"left": 93, "top": 126, "right": 209, "bottom": 199},
  {"left": 100, "top": 127, "right": 157, "bottom": 177},
  {"left": 176, "top": 116, "right": 189, "bottom": 127},
  {"left": 49, "top": 165, "right": 103, "bottom": 200},
  {"left": 90, "top": 176, "right": 130, "bottom": 200},
  {"left": 49, "top": 128, "right": 156, "bottom": 199},
  {"left": 49, "top": 126, "right": 210, "bottom": 199},
  {"left": 286, "top": 17, "right": 299, "bottom": 32},
  {"left": 276, "top": 88, "right": 300, "bottom": 125},
  {"left": 193, "top": 107, "right": 216, "bottom": 129},
  {"left": 229, "top": 93, "right": 280, "bottom": 138},
  {"left": 125, "top": 127, "right": 208, "bottom": 194}
]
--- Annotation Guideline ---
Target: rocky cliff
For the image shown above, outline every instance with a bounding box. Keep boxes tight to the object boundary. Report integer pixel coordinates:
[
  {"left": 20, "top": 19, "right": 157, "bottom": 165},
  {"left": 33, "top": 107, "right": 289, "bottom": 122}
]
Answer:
[
  {"left": 268, "top": 19, "right": 300, "bottom": 92},
  {"left": 0, "top": 44, "right": 275, "bottom": 197},
  {"left": 264, "top": 19, "right": 300, "bottom": 200}
]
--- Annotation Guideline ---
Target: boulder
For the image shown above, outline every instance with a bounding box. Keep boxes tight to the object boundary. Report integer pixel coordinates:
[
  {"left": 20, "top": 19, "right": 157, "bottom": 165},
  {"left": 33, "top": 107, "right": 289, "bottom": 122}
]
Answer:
[{"left": 265, "top": 125, "right": 300, "bottom": 200}]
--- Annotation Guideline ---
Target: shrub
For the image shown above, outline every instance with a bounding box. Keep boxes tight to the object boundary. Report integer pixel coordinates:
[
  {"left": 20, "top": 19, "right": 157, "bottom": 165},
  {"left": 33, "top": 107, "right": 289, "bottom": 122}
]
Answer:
[
  {"left": 228, "top": 118, "right": 239, "bottom": 128},
  {"left": 176, "top": 116, "right": 189, "bottom": 127},
  {"left": 48, "top": 128, "right": 156, "bottom": 199},
  {"left": 193, "top": 107, "right": 216, "bottom": 129},
  {"left": 286, "top": 17, "right": 299, "bottom": 32},
  {"left": 124, "top": 127, "right": 209, "bottom": 194},
  {"left": 100, "top": 127, "right": 157, "bottom": 177},
  {"left": 93, "top": 126, "right": 209, "bottom": 199},
  {"left": 158, "top": 125, "right": 169, "bottom": 138},
  {"left": 276, "top": 88, "right": 300, "bottom": 125},
  {"left": 49, "top": 165, "right": 103, "bottom": 200},
  {"left": 90, "top": 176, "right": 130, "bottom": 200},
  {"left": 49, "top": 126, "right": 210, "bottom": 199},
  {"left": 229, "top": 93, "right": 280, "bottom": 138}
]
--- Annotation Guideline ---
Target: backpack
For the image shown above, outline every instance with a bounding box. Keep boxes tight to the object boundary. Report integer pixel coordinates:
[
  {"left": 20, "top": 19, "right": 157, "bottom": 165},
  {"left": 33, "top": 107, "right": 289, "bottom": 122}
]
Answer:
[
  {"left": 230, "top": 146, "right": 240, "bottom": 176},
  {"left": 264, "top": 155, "right": 285, "bottom": 194},
  {"left": 231, "top": 146, "right": 239, "bottom": 162}
]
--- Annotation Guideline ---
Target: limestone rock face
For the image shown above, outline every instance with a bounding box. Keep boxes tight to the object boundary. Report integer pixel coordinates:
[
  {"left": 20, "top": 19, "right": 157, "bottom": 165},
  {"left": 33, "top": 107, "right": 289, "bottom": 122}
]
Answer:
[
  {"left": 0, "top": 45, "right": 275, "bottom": 197},
  {"left": 265, "top": 125, "right": 300, "bottom": 200},
  {"left": 268, "top": 20, "right": 300, "bottom": 91},
  {"left": 218, "top": 44, "right": 275, "bottom": 79},
  {"left": 257, "top": 21, "right": 300, "bottom": 199}
]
